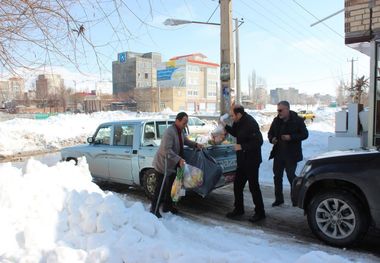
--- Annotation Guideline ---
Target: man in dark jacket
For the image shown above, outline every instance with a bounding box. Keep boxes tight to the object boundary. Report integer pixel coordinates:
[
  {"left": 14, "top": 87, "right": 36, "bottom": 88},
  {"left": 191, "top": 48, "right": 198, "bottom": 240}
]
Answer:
[
  {"left": 222, "top": 104, "right": 265, "bottom": 223},
  {"left": 268, "top": 101, "right": 308, "bottom": 207}
]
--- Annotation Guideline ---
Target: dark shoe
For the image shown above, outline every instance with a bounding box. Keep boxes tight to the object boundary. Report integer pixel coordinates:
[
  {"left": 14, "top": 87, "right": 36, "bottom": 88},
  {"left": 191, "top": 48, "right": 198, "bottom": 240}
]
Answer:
[
  {"left": 150, "top": 209, "right": 162, "bottom": 218},
  {"left": 249, "top": 213, "right": 266, "bottom": 223},
  {"left": 162, "top": 205, "right": 178, "bottom": 214},
  {"left": 226, "top": 210, "right": 244, "bottom": 219},
  {"left": 272, "top": 200, "right": 284, "bottom": 207}
]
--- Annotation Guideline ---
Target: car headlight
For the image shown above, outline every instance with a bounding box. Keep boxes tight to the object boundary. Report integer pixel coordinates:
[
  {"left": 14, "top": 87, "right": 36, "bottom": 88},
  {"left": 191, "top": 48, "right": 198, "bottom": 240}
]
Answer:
[{"left": 299, "top": 163, "right": 312, "bottom": 177}]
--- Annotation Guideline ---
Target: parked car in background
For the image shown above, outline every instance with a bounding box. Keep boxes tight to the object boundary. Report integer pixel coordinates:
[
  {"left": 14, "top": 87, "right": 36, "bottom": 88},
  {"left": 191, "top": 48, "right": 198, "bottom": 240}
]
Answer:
[
  {"left": 292, "top": 148, "right": 380, "bottom": 247},
  {"left": 187, "top": 116, "right": 216, "bottom": 134},
  {"left": 61, "top": 119, "right": 236, "bottom": 199},
  {"left": 297, "top": 110, "right": 315, "bottom": 121}
]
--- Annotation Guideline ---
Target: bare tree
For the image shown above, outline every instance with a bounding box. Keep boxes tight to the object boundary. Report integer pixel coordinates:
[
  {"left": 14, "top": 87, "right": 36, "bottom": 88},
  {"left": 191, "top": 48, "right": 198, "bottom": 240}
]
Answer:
[
  {"left": 0, "top": 1, "right": 155, "bottom": 76},
  {"left": 348, "top": 75, "right": 369, "bottom": 105},
  {"left": 336, "top": 79, "right": 349, "bottom": 106}
]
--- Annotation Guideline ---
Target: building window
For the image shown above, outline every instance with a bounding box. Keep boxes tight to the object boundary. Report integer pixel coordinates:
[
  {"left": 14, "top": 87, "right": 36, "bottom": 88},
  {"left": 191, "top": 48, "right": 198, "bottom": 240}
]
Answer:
[
  {"left": 188, "top": 78, "right": 199, "bottom": 85},
  {"left": 207, "top": 91, "right": 216, "bottom": 97},
  {"left": 188, "top": 65, "right": 200, "bottom": 72},
  {"left": 187, "top": 90, "right": 198, "bottom": 97},
  {"left": 145, "top": 73, "right": 149, "bottom": 79},
  {"left": 208, "top": 68, "right": 217, "bottom": 74}
]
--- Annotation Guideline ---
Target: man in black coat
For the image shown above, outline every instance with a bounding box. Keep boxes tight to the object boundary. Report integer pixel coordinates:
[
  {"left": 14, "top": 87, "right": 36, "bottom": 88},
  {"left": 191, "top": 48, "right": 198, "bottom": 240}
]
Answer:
[
  {"left": 222, "top": 104, "right": 265, "bottom": 223},
  {"left": 268, "top": 101, "right": 308, "bottom": 207}
]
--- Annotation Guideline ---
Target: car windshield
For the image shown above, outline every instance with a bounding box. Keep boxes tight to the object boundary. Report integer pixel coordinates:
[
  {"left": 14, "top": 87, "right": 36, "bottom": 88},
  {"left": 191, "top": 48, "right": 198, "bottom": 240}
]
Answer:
[{"left": 94, "top": 126, "right": 111, "bottom": 145}]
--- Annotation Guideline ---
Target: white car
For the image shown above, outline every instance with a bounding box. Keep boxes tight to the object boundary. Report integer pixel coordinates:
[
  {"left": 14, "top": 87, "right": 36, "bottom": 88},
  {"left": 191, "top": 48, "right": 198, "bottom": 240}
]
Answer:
[
  {"left": 60, "top": 118, "right": 236, "bottom": 199},
  {"left": 187, "top": 117, "right": 216, "bottom": 135}
]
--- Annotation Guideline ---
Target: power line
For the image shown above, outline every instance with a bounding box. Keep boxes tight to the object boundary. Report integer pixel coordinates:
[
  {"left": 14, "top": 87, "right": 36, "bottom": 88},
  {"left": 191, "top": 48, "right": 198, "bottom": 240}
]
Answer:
[
  {"left": 291, "top": 0, "right": 343, "bottom": 38},
  {"left": 238, "top": 0, "right": 347, "bottom": 66},
  {"left": 207, "top": 3, "right": 220, "bottom": 23}
]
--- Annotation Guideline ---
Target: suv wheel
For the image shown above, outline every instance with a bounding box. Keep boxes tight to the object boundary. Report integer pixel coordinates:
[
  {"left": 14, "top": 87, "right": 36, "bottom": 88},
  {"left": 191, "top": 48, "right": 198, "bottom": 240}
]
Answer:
[
  {"left": 142, "top": 169, "right": 157, "bottom": 200},
  {"left": 307, "top": 190, "right": 369, "bottom": 247}
]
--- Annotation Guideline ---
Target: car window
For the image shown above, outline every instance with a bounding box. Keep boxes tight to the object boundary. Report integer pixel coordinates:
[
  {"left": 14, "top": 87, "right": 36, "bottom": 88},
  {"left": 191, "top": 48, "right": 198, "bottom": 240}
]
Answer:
[
  {"left": 192, "top": 117, "right": 203, "bottom": 126},
  {"left": 188, "top": 117, "right": 195, "bottom": 126},
  {"left": 94, "top": 126, "right": 111, "bottom": 145},
  {"left": 114, "top": 124, "right": 134, "bottom": 146},
  {"left": 144, "top": 122, "right": 156, "bottom": 141},
  {"left": 156, "top": 121, "right": 173, "bottom": 139}
]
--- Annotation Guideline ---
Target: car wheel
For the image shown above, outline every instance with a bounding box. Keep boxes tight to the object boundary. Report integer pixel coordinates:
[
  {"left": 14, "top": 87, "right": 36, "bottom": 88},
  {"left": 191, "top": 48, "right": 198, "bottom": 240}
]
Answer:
[
  {"left": 307, "top": 190, "right": 369, "bottom": 247},
  {"left": 66, "top": 157, "right": 78, "bottom": 165},
  {"left": 142, "top": 169, "right": 157, "bottom": 200}
]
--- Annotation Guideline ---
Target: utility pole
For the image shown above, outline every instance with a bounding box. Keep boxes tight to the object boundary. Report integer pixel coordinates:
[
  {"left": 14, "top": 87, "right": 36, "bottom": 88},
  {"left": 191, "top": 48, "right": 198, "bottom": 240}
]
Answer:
[
  {"left": 348, "top": 57, "right": 358, "bottom": 90},
  {"left": 234, "top": 18, "right": 244, "bottom": 105},
  {"left": 220, "top": 0, "right": 235, "bottom": 115}
]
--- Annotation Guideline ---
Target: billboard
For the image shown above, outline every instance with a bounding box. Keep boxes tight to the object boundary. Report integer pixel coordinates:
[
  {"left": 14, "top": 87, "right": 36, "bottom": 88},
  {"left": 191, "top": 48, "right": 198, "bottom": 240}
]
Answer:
[{"left": 157, "top": 61, "right": 186, "bottom": 87}]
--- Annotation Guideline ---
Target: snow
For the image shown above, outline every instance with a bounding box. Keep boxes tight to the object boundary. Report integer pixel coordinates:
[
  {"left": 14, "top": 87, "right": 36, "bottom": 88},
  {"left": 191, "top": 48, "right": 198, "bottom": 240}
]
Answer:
[{"left": 0, "top": 107, "right": 378, "bottom": 262}]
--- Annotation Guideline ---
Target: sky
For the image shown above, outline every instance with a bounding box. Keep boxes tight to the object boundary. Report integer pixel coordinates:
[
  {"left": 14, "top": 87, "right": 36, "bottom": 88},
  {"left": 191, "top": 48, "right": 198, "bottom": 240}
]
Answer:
[
  {"left": 0, "top": 107, "right": 379, "bottom": 262},
  {"left": 2, "top": 0, "right": 370, "bottom": 96}
]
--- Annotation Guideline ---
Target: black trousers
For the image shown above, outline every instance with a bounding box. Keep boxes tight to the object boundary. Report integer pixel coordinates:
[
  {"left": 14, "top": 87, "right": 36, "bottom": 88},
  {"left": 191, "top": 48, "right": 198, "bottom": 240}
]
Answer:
[
  {"left": 151, "top": 170, "right": 176, "bottom": 213},
  {"left": 234, "top": 164, "right": 265, "bottom": 214},
  {"left": 273, "top": 158, "right": 297, "bottom": 202}
]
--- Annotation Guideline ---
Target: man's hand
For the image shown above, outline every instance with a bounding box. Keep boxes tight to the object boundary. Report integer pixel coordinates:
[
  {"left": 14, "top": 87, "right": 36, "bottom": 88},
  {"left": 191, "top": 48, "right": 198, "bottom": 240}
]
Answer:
[
  {"left": 271, "top": 137, "right": 278, "bottom": 144},
  {"left": 196, "top": 143, "right": 203, "bottom": 150},
  {"left": 179, "top": 159, "right": 186, "bottom": 167},
  {"left": 281, "top": 134, "right": 291, "bottom": 141},
  {"left": 234, "top": 144, "right": 242, "bottom": 151}
]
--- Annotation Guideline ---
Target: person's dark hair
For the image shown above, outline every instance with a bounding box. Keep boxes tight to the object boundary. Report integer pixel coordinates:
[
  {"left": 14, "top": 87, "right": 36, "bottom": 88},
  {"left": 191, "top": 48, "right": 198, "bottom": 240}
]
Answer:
[
  {"left": 232, "top": 104, "right": 245, "bottom": 115},
  {"left": 176, "top": 112, "right": 188, "bottom": 121},
  {"left": 278, "top": 100, "right": 290, "bottom": 109}
]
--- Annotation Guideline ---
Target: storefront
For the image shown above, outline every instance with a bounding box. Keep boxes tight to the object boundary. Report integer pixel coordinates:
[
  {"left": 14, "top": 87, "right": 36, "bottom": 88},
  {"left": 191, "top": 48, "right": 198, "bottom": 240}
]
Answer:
[{"left": 345, "top": 0, "right": 380, "bottom": 146}]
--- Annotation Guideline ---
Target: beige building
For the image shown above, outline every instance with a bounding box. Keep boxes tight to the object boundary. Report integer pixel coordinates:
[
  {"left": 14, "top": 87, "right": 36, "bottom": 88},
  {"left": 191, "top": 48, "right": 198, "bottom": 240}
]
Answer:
[
  {"left": 0, "top": 80, "right": 8, "bottom": 102},
  {"left": 9, "top": 77, "right": 25, "bottom": 100},
  {"left": 134, "top": 87, "right": 187, "bottom": 112},
  {"left": 134, "top": 53, "right": 219, "bottom": 112},
  {"left": 0, "top": 77, "right": 25, "bottom": 102},
  {"left": 36, "top": 74, "right": 64, "bottom": 99}
]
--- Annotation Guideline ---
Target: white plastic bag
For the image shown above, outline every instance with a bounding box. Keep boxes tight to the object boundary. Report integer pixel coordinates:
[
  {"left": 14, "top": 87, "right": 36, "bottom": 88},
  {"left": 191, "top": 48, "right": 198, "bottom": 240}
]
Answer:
[{"left": 183, "top": 163, "right": 204, "bottom": 189}]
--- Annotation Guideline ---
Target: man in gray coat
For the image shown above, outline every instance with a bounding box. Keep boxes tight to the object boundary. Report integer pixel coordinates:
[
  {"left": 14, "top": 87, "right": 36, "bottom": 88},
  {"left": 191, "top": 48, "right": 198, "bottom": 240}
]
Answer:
[{"left": 150, "top": 112, "right": 202, "bottom": 218}]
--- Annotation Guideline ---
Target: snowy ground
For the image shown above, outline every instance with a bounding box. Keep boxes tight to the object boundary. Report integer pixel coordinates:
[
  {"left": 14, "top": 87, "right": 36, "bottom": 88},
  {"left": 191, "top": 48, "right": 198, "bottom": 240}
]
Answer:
[{"left": 0, "top": 107, "right": 378, "bottom": 262}]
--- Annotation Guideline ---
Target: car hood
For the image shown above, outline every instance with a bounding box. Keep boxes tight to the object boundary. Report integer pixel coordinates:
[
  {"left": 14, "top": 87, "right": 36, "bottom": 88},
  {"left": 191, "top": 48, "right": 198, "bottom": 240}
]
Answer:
[
  {"left": 61, "top": 144, "right": 89, "bottom": 157},
  {"left": 309, "top": 148, "right": 380, "bottom": 161}
]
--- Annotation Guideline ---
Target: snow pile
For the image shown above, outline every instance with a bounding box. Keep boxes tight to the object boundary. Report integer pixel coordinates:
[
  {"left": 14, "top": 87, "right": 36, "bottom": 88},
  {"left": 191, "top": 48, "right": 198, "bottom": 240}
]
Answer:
[
  {"left": 0, "top": 111, "right": 171, "bottom": 156},
  {"left": 0, "top": 110, "right": 274, "bottom": 157},
  {"left": 0, "top": 158, "right": 367, "bottom": 263}
]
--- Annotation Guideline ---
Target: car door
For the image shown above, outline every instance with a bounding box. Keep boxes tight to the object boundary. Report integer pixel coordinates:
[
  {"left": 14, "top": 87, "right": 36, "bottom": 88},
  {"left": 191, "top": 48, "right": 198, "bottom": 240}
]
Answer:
[
  {"left": 87, "top": 125, "right": 111, "bottom": 179},
  {"left": 139, "top": 121, "right": 174, "bottom": 170},
  {"left": 108, "top": 124, "right": 136, "bottom": 184}
]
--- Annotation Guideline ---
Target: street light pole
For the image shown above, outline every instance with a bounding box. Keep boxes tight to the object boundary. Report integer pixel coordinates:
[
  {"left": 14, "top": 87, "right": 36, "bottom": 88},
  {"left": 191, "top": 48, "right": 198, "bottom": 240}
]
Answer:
[
  {"left": 164, "top": 19, "right": 220, "bottom": 26},
  {"left": 234, "top": 18, "right": 243, "bottom": 105},
  {"left": 163, "top": 1, "right": 235, "bottom": 115}
]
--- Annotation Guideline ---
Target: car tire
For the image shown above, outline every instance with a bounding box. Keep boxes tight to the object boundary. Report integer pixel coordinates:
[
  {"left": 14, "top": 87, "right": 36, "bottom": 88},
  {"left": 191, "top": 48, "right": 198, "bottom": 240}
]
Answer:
[
  {"left": 65, "top": 157, "right": 78, "bottom": 165},
  {"left": 307, "top": 190, "right": 369, "bottom": 247},
  {"left": 142, "top": 169, "right": 157, "bottom": 200}
]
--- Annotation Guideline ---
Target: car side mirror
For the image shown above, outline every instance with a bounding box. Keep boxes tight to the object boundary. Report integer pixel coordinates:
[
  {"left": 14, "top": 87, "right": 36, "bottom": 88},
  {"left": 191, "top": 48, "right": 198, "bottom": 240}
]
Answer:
[
  {"left": 87, "top": 137, "right": 94, "bottom": 144},
  {"left": 201, "top": 122, "right": 205, "bottom": 126}
]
